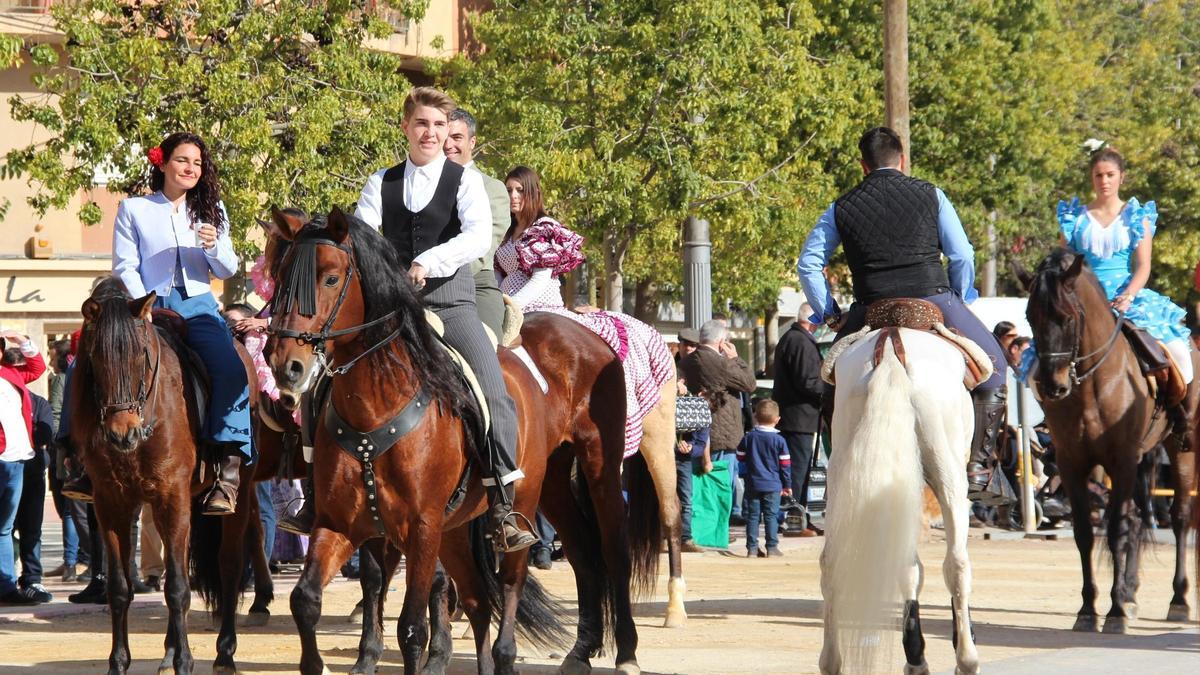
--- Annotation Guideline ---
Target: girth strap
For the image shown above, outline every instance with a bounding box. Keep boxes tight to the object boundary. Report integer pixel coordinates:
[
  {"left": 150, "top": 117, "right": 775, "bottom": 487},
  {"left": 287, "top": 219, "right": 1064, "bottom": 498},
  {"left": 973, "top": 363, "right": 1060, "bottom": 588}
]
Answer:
[{"left": 324, "top": 386, "right": 431, "bottom": 534}]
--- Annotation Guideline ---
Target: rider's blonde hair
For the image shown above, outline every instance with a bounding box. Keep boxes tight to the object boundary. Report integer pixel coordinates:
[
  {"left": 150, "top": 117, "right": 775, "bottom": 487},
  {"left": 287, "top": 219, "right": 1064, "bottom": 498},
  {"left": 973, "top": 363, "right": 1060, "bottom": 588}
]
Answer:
[{"left": 403, "top": 87, "right": 456, "bottom": 121}]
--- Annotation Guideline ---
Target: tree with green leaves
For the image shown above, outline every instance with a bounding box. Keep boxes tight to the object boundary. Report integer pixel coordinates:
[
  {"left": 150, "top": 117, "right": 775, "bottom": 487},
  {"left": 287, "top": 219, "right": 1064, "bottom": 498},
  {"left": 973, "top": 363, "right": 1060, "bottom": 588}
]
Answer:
[
  {"left": 437, "top": 0, "right": 861, "bottom": 314},
  {"left": 1, "top": 0, "right": 428, "bottom": 270}
]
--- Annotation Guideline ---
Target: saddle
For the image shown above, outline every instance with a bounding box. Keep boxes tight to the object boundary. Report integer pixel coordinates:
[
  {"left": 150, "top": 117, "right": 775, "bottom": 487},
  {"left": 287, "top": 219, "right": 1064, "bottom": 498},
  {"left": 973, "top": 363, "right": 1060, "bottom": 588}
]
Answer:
[
  {"left": 1121, "top": 323, "right": 1187, "bottom": 407},
  {"left": 821, "top": 298, "right": 994, "bottom": 389},
  {"left": 150, "top": 309, "right": 210, "bottom": 427}
]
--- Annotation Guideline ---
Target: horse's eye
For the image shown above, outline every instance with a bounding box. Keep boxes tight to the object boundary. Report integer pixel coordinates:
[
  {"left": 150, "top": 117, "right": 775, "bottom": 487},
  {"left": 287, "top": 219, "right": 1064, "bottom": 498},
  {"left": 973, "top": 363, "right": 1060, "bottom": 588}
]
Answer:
[{"left": 324, "top": 275, "right": 339, "bottom": 287}]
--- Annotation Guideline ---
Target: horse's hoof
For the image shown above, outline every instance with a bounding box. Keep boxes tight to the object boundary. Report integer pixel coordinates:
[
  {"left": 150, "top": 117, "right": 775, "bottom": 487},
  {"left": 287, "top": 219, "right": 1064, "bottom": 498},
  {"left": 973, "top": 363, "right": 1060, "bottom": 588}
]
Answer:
[
  {"left": 662, "top": 607, "right": 687, "bottom": 628},
  {"left": 348, "top": 603, "right": 364, "bottom": 625},
  {"left": 557, "top": 655, "right": 591, "bottom": 675},
  {"left": 903, "top": 662, "right": 930, "bottom": 675},
  {"left": 1102, "top": 616, "right": 1127, "bottom": 634},
  {"left": 954, "top": 665, "right": 981, "bottom": 675},
  {"left": 615, "top": 661, "right": 640, "bottom": 675},
  {"left": 1166, "top": 603, "right": 1190, "bottom": 622},
  {"left": 1072, "top": 615, "right": 1098, "bottom": 632},
  {"left": 1123, "top": 602, "right": 1138, "bottom": 620},
  {"left": 213, "top": 665, "right": 238, "bottom": 675},
  {"left": 243, "top": 611, "right": 269, "bottom": 627}
]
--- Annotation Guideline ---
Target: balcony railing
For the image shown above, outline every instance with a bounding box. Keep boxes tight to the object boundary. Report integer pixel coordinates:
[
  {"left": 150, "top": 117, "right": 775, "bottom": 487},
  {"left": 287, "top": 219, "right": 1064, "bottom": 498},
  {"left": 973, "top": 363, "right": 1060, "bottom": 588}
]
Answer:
[{"left": 0, "top": 0, "right": 52, "bottom": 13}]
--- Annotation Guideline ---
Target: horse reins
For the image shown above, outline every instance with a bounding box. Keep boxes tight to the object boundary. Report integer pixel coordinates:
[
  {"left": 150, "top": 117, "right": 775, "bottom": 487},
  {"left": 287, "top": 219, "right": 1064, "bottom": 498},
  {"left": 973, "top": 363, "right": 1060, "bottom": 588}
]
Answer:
[
  {"left": 268, "top": 237, "right": 403, "bottom": 377},
  {"left": 96, "top": 321, "right": 162, "bottom": 437},
  {"left": 1036, "top": 293, "right": 1126, "bottom": 386}
]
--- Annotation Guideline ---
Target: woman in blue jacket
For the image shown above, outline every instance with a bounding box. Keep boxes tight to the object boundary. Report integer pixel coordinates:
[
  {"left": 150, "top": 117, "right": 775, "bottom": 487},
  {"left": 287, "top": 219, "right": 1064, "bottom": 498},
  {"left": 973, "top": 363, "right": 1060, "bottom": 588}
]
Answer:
[{"left": 111, "top": 132, "right": 249, "bottom": 515}]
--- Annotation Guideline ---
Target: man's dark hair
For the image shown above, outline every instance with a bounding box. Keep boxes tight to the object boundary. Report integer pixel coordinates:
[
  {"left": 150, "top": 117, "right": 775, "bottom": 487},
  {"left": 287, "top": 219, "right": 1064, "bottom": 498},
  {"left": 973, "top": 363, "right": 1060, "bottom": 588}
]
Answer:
[
  {"left": 2, "top": 347, "right": 24, "bottom": 366},
  {"left": 449, "top": 108, "right": 477, "bottom": 138},
  {"left": 858, "top": 126, "right": 904, "bottom": 170},
  {"left": 992, "top": 321, "right": 1017, "bottom": 341}
]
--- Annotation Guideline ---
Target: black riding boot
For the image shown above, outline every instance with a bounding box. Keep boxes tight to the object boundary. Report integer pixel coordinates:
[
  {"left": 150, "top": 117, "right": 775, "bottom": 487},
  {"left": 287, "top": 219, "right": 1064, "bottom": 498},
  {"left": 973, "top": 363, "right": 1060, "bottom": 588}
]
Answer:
[
  {"left": 485, "top": 480, "right": 538, "bottom": 553},
  {"left": 966, "top": 387, "right": 1015, "bottom": 506},
  {"left": 278, "top": 466, "right": 315, "bottom": 536},
  {"left": 203, "top": 451, "right": 242, "bottom": 516},
  {"left": 59, "top": 441, "right": 93, "bottom": 503}
]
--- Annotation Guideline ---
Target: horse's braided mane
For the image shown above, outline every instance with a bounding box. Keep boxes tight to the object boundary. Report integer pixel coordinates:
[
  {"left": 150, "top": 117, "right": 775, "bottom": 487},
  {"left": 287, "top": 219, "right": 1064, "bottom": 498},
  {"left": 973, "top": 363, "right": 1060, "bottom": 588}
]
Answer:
[{"left": 286, "top": 214, "right": 475, "bottom": 421}]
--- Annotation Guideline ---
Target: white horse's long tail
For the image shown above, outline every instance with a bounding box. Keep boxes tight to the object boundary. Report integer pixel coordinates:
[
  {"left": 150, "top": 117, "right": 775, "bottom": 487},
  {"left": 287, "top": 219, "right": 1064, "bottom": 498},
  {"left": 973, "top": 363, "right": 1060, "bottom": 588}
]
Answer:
[{"left": 825, "top": 340, "right": 924, "bottom": 673}]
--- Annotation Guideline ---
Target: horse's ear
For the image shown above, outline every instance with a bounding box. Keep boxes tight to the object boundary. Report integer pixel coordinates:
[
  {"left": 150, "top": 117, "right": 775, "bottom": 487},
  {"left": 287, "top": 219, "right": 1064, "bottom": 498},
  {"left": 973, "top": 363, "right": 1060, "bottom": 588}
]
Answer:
[
  {"left": 1011, "top": 260, "right": 1035, "bottom": 292},
  {"left": 128, "top": 292, "right": 156, "bottom": 320},
  {"left": 81, "top": 297, "right": 100, "bottom": 323},
  {"left": 327, "top": 206, "right": 350, "bottom": 243},
  {"left": 269, "top": 206, "right": 304, "bottom": 241},
  {"left": 1063, "top": 254, "right": 1085, "bottom": 284}
]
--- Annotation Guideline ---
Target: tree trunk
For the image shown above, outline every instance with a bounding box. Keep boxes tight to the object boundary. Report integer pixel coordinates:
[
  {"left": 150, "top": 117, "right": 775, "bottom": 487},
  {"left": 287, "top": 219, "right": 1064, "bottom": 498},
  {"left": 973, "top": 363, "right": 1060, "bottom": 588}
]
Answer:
[
  {"left": 764, "top": 306, "right": 780, "bottom": 377},
  {"left": 602, "top": 228, "right": 629, "bottom": 312},
  {"left": 221, "top": 268, "right": 247, "bottom": 306},
  {"left": 634, "top": 279, "right": 660, "bottom": 323}
]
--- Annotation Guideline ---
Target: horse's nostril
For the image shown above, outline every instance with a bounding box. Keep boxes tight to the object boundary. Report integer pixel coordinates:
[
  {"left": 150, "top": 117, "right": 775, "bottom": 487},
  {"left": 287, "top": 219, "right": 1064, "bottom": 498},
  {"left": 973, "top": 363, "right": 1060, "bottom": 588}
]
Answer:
[{"left": 287, "top": 359, "right": 305, "bottom": 377}]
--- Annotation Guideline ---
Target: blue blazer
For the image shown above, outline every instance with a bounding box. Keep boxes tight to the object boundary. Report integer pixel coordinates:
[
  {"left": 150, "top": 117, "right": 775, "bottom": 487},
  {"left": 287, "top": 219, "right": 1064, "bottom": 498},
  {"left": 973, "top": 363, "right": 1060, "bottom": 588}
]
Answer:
[{"left": 112, "top": 192, "right": 238, "bottom": 298}]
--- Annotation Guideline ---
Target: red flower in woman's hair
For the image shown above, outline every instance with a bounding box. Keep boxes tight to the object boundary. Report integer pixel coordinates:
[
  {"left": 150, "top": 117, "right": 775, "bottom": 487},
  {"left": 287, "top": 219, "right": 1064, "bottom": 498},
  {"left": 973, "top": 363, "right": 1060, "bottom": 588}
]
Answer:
[{"left": 147, "top": 146, "right": 164, "bottom": 168}]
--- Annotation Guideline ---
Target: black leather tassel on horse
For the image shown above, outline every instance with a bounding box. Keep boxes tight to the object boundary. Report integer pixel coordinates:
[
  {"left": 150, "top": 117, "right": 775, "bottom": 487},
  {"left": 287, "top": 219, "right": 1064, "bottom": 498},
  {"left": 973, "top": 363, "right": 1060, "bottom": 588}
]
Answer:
[{"left": 278, "top": 241, "right": 318, "bottom": 317}]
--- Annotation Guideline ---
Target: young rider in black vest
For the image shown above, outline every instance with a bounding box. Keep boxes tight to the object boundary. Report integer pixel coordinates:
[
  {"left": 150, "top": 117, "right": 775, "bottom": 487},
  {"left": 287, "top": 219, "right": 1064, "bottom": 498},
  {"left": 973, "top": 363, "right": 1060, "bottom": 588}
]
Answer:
[
  {"left": 354, "top": 87, "right": 538, "bottom": 551},
  {"left": 798, "top": 127, "right": 1012, "bottom": 506}
]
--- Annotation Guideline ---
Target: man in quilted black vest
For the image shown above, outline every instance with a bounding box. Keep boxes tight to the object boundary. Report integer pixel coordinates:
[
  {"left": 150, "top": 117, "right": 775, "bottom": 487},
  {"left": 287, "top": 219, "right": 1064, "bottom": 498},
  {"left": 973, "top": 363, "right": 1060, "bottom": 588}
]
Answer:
[
  {"left": 797, "top": 127, "right": 1012, "bottom": 506},
  {"left": 354, "top": 87, "right": 537, "bottom": 551}
]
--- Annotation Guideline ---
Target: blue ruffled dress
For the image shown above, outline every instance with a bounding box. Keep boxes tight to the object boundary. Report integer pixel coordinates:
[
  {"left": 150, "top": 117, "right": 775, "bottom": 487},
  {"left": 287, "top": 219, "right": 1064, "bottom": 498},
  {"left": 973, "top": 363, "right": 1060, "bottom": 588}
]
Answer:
[
  {"left": 1057, "top": 197, "right": 1188, "bottom": 343},
  {"left": 1018, "top": 197, "right": 1187, "bottom": 382}
]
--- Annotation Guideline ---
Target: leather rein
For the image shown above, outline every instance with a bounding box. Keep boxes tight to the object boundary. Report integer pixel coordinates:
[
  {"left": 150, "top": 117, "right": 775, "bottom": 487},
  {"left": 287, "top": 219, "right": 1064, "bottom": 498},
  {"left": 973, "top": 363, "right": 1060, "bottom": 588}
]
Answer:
[
  {"left": 1035, "top": 292, "right": 1126, "bottom": 387},
  {"left": 267, "top": 237, "right": 402, "bottom": 377}
]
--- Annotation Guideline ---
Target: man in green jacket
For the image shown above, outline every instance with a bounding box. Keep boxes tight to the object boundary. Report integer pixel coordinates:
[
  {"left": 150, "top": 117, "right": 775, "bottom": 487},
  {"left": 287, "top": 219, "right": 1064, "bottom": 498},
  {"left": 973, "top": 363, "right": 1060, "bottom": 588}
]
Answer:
[{"left": 445, "top": 108, "right": 512, "bottom": 337}]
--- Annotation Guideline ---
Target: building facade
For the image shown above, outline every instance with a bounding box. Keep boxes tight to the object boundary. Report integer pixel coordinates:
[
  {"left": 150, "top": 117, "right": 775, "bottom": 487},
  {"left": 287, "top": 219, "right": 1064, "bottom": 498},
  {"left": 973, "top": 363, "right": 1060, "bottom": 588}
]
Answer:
[{"left": 0, "top": 1, "right": 468, "bottom": 395}]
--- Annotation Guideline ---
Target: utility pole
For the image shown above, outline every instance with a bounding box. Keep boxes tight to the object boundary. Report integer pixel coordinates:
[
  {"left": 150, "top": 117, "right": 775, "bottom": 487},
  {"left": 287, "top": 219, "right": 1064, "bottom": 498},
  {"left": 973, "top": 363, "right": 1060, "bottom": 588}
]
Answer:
[
  {"left": 883, "top": 0, "right": 910, "bottom": 171},
  {"left": 682, "top": 216, "right": 712, "bottom": 329}
]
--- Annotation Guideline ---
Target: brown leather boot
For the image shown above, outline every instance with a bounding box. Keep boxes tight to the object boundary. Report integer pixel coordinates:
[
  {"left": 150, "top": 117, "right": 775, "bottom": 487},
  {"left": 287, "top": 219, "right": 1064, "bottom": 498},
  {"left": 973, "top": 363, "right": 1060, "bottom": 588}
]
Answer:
[
  {"left": 486, "top": 482, "right": 537, "bottom": 553},
  {"left": 278, "top": 469, "right": 315, "bottom": 535},
  {"left": 203, "top": 453, "right": 242, "bottom": 516}
]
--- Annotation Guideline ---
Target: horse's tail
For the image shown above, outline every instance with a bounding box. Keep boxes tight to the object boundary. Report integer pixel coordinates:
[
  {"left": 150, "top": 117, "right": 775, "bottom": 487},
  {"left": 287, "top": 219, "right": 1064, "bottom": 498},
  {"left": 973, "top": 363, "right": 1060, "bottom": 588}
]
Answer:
[
  {"left": 468, "top": 516, "right": 569, "bottom": 650},
  {"left": 189, "top": 498, "right": 226, "bottom": 616},
  {"left": 825, "top": 339, "right": 923, "bottom": 673},
  {"left": 623, "top": 451, "right": 661, "bottom": 600}
]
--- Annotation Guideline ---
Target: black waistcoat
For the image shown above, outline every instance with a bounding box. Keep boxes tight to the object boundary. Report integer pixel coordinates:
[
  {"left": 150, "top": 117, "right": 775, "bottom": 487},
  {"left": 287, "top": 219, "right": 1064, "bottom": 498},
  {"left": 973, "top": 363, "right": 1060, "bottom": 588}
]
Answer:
[
  {"left": 380, "top": 160, "right": 465, "bottom": 268},
  {"left": 834, "top": 169, "right": 950, "bottom": 304}
]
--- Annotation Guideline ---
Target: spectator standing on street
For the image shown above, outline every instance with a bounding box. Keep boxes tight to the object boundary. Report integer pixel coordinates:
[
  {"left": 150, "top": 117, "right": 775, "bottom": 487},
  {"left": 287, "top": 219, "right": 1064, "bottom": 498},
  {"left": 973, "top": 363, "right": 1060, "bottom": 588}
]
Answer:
[
  {"left": 0, "top": 329, "right": 51, "bottom": 605},
  {"left": 44, "top": 339, "right": 83, "bottom": 581},
  {"left": 14, "top": 391, "right": 54, "bottom": 599},
  {"left": 674, "top": 327, "right": 710, "bottom": 552},
  {"left": 737, "top": 400, "right": 791, "bottom": 557},
  {"left": 771, "top": 304, "right": 824, "bottom": 537},
  {"left": 679, "top": 320, "right": 757, "bottom": 528}
]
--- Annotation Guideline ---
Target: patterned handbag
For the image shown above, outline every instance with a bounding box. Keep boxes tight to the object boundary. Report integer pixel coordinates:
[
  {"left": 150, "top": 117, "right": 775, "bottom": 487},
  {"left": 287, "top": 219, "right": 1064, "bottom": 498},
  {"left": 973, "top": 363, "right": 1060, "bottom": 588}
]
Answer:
[{"left": 675, "top": 395, "right": 712, "bottom": 432}]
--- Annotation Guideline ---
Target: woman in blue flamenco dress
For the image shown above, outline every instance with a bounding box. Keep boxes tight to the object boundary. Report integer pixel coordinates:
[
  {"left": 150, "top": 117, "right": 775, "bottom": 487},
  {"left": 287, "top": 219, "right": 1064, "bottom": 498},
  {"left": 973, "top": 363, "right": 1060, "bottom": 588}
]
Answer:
[{"left": 1047, "top": 146, "right": 1193, "bottom": 389}]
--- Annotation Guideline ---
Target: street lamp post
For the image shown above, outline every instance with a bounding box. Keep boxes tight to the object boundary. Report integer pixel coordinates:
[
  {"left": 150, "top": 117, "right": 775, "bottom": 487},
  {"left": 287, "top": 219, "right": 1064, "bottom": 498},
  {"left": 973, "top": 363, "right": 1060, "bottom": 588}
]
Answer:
[{"left": 683, "top": 216, "right": 712, "bottom": 330}]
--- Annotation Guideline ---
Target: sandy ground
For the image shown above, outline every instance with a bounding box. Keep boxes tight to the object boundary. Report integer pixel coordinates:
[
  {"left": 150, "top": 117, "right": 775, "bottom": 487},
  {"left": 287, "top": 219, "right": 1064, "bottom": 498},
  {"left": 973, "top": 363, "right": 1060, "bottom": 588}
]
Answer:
[{"left": 0, "top": 529, "right": 1196, "bottom": 674}]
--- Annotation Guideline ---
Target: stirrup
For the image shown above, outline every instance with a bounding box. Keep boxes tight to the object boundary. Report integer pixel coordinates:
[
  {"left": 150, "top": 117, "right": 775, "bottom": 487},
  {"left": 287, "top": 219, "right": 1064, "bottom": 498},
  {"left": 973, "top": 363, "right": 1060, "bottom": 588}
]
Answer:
[
  {"left": 492, "top": 510, "right": 539, "bottom": 554},
  {"left": 278, "top": 498, "right": 313, "bottom": 536},
  {"left": 202, "top": 483, "right": 238, "bottom": 516}
]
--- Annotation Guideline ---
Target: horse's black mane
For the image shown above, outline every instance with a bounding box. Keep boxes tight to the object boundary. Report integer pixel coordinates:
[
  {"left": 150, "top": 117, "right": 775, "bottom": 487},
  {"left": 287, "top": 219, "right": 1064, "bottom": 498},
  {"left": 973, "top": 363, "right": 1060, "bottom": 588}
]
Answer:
[
  {"left": 1028, "top": 247, "right": 1084, "bottom": 324},
  {"left": 288, "top": 214, "right": 473, "bottom": 416},
  {"left": 83, "top": 279, "right": 142, "bottom": 407}
]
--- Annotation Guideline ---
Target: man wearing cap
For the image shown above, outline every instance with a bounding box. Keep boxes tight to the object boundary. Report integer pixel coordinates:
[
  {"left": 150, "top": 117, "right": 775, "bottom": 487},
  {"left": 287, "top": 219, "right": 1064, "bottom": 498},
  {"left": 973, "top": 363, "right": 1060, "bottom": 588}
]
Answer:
[{"left": 674, "top": 326, "right": 707, "bottom": 552}]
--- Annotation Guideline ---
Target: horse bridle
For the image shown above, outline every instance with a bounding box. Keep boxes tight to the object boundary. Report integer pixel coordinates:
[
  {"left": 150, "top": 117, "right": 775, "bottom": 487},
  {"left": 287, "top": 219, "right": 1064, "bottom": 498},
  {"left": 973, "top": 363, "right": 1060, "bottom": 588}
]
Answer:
[
  {"left": 268, "top": 237, "right": 402, "bottom": 377},
  {"left": 95, "top": 320, "right": 162, "bottom": 436},
  {"left": 1035, "top": 291, "right": 1126, "bottom": 386}
]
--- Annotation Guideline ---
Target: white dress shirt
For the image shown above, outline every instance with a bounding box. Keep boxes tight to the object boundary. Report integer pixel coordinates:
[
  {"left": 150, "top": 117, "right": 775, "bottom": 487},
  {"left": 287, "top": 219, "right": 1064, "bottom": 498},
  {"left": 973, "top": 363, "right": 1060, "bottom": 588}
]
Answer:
[
  {"left": 354, "top": 153, "right": 492, "bottom": 279},
  {"left": 112, "top": 192, "right": 238, "bottom": 298}
]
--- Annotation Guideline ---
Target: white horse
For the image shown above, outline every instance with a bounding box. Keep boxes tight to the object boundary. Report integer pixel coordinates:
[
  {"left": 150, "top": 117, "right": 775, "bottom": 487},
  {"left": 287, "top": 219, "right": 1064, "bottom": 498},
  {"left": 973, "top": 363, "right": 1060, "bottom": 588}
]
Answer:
[{"left": 819, "top": 328, "right": 984, "bottom": 675}]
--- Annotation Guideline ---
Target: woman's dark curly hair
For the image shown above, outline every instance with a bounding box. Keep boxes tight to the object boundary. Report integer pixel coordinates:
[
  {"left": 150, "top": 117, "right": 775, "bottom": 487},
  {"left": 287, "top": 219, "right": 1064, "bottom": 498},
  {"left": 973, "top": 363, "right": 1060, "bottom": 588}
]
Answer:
[{"left": 149, "top": 132, "right": 228, "bottom": 234}]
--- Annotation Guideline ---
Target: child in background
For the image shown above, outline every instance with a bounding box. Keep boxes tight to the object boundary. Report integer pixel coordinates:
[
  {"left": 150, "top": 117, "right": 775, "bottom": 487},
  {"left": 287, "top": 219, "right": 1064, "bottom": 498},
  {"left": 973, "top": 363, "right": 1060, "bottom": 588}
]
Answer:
[{"left": 737, "top": 399, "right": 791, "bottom": 558}]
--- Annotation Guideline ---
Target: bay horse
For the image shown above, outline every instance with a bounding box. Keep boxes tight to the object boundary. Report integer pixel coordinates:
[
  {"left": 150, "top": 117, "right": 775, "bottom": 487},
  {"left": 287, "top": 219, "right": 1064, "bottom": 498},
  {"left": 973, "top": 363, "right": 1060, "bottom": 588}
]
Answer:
[
  {"left": 69, "top": 281, "right": 260, "bottom": 674},
  {"left": 1019, "top": 248, "right": 1194, "bottom": 632},
  {"left": 820, "top": 327, "right": 983, "bottom": 675},
  {"left": 265, "top": 208, "right": 681, "bottom": 675}
]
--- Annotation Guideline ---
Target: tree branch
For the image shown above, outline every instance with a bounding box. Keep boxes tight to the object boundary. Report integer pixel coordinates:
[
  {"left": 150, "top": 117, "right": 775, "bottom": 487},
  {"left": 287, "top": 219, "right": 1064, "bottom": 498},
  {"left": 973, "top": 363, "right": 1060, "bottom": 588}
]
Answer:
[{"left": 688, "top": 131, "right": 817, "bottom": 209}]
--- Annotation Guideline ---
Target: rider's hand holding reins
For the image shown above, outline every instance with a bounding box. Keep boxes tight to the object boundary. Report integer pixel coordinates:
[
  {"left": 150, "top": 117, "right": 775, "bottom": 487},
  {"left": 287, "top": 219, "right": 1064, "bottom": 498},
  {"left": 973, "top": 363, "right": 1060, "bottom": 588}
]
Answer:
[
  {"left": 1111, "top": 294, "right": 1133, "bottom": 313},
  {"left": 408, "top": 262, "right": 428, "bottom": 289}
]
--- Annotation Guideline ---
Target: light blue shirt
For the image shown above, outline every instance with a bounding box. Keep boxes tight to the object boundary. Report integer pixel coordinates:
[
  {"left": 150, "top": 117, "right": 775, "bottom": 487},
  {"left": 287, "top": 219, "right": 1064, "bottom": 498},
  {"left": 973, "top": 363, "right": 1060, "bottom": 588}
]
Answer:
[
  {"left": 112, "top": 192, "right": 238, "bottom": 299},
  {"left": 797, "top": 173, "right": 978, "bottom": 324}
]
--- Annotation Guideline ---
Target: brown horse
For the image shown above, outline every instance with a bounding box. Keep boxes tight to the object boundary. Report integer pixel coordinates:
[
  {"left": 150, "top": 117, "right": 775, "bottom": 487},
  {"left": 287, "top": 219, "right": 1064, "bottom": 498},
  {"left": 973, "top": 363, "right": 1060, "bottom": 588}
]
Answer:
[
  {"left": 1020, "top": 248, "right": 1194, "bottom": 633},
  {"left": 264, "top": 208, "right": 680, "bottom": 674},
  {"left": 69, "top": 281, "right": 261, "bottom": 674}
]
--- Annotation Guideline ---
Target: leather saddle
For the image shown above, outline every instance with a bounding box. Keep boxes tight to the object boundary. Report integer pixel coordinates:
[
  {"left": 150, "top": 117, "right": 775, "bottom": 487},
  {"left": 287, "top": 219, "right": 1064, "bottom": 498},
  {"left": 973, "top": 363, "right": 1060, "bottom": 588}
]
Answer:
[
  {"left": 1121, "top": 323, "right": 1187, "bottom": 407},
  {"left": 822, "top": 298, "right": 992, "bottom": 389},
  {"left": 150, "top": 308, "right": 210, "bottom": 425}
]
